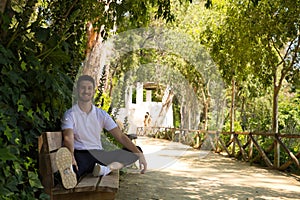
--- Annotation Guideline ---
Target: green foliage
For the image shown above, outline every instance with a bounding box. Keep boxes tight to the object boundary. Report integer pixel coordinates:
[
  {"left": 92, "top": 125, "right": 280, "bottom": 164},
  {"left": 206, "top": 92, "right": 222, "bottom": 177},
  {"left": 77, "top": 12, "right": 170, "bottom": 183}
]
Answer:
[
  {"left": 173, "top": 97, "right": 181, "bottom": 128},
  {"left": 94, "top": 66, "right": 111, "bottom": 112},
  {"left": 222, "top": 121, "right": 243, "bottom": 133},
  {"left": 96, "top": 92, "right": 112, "bottom": 112},
  {"left": 0, "top": 0, "right": 86, "bottom": 198},
  {"left": 0, "top": 58, "right": 73, "bottom": 199},
  {"left": 278, "top": 88, "right": 300, "bottom": 134},
  {"left": 238, "top": 94, "right": 272, "bottom": 132}
]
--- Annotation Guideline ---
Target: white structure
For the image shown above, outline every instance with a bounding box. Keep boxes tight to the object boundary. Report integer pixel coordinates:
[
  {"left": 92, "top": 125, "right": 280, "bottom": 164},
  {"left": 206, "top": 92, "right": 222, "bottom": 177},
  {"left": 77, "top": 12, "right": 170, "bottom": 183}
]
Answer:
[{"left": 115, "top": 82, "right": 174, "bottom": 134}]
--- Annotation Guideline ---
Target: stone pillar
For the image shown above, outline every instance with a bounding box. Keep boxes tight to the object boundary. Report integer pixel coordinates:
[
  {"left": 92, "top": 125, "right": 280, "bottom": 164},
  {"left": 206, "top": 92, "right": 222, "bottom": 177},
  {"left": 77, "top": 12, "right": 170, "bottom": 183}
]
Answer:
[
  {"left": 136, "top": 82, "right": 143, "bottom": 104},
  {"left": 146, "top": 90, "right": 152, "bottom": 102}
]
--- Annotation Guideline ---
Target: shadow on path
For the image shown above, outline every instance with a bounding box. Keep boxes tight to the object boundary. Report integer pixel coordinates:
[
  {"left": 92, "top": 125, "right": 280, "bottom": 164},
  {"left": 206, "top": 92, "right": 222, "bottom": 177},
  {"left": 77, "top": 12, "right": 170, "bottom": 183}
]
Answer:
[{"left": 116, "top": 137, "right": 300, "bottom": 200}]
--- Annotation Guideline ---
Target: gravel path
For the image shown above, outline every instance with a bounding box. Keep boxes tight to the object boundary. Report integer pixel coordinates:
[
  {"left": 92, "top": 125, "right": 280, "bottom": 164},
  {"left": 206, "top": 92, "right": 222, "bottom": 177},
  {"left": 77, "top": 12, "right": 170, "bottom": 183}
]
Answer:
[{"left": 115, "top": 137, "right": 300, "bottom": 200}]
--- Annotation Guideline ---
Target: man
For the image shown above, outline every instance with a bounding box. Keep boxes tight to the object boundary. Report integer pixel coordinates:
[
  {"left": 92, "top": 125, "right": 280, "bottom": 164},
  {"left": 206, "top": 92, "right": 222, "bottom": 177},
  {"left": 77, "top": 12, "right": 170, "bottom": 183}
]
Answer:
[
  {"left": 145, "top": 112, "right": 152, "bottom": 126},
  {"left": 56, "top": 75, "right": 147, "bottom": 189},
  {"left": 143, "top": 112, "right": 152, "bottom": 135}
]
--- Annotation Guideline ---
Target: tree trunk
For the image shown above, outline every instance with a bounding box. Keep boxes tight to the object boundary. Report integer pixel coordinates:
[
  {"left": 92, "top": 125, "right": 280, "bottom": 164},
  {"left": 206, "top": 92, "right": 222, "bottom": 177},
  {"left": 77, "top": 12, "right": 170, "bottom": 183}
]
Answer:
[
  {"left": 83, "top": 24, "right": 106, "bottom": 82},
  {"left": 202, "top": 101, "right": 208, "bottom": 130},
  {"left": 271, "top": 35, "right": 300, "bottom": 168},
  {"left": 180, "top": 98, "right": 186, "bottom": 129},
  {"left": 230, "top": 78, "right": 236, "bottom": 156},
  {"left": 82, "top": 0, "right": 111, "bottom": 84},
  {"left": 241, "top": 96, "right": 246, "bottom": 131},
  {"left": 273, "top": 80, "right": 280, "bottom": 168},
  {"left": 201, "top": 85, "right": 210, "bottom": 130},
  {"left": 0, "top": 0, "right": 7, "bottom": 13}
]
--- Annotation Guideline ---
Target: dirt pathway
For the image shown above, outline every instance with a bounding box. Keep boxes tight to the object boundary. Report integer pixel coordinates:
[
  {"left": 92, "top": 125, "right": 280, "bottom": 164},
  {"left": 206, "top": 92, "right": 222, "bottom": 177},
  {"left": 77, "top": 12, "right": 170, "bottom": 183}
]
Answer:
[{"left": 115, "top": 137, "right": 300, "bottom": 200}]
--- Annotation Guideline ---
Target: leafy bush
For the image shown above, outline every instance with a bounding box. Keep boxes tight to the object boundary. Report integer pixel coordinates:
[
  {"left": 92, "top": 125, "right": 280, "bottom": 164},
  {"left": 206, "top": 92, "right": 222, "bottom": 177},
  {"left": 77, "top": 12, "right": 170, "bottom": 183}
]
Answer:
[
  {"left": 0, "top": 0, "right": 85, "bottom": 198},
  {"left": 0, "top": 44, "right": 74, "bottom": 199}
]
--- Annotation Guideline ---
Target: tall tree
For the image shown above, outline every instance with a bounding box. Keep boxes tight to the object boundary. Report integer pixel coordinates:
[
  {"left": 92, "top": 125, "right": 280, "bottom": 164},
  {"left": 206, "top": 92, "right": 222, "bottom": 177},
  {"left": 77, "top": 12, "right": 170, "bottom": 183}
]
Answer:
[
  {"left": 210, "top": 0, "right": 300, "bottom": 166},
  {"left": 161, "top": 0, "right": 227, "bottom": 131},
  {"left": 237, "top": 0, "right": 299, "bottom": 167}
]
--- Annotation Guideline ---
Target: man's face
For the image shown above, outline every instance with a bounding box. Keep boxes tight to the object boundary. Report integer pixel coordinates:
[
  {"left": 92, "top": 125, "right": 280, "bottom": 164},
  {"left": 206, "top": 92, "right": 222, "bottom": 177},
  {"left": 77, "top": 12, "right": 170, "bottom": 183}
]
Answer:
[{"left": 77, "top": 80, "right": 95, "bottom": 102}]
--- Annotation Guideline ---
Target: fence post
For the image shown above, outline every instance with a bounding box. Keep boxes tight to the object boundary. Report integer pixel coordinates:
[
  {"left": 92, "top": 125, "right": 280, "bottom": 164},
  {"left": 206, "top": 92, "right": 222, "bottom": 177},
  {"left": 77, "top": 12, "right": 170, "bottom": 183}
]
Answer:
[
  {"left": 274, "top": 133, "right": 280, "bottom": 168},
  {"left": 248, "top": 135, "right": 253, "bottom": 159}
]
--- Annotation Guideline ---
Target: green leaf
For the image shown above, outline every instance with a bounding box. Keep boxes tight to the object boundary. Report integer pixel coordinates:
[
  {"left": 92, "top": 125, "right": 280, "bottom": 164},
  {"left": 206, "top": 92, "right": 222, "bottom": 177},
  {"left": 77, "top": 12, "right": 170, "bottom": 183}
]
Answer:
[
  {"left": 5, "top": 176, "right": 18, "bottom": 192},
  {"left": 20, "top": 61, "right": 27, "bottom": 71},
  {"left": 44, "top": 111, "right": 50, "bottom": 121},
  {"left": 28, "top": 171, "right": 43, "bottom": 189},
  {"left": 0, "top": 148, "right": 17, "bottom": 161},
  {"left": 35, "top": 28, "right": 50, "bottom": 42},
  {"left": 0, "top": 187, "right": 13, "bottom": 198},
  {"left": 17, "top": 102, "right": 24, "bottom": 112},
  {"left": 0, "top": 45, "right": 15, "bottom": 65},
  {"left": 27, "top": 109, "right": 34, "bottom": 119},
  {"left": 4, "top": 126, "right": 12, "bottom": 141}
]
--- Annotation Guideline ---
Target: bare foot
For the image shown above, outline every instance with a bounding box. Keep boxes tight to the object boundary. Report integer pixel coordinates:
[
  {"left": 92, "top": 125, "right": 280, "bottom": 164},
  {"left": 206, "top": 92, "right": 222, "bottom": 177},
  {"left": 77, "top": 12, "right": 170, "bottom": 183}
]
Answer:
[{"left": 108, "top": 162, "right": 124, "bottom": 170}]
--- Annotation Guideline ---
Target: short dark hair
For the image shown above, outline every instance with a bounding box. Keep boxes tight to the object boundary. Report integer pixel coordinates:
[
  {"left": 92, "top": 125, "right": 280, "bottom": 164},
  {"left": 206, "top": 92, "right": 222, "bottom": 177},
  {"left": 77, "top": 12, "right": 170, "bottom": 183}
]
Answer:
[{"left": 76, "top": 75, "right": 95, "bottom": 89}]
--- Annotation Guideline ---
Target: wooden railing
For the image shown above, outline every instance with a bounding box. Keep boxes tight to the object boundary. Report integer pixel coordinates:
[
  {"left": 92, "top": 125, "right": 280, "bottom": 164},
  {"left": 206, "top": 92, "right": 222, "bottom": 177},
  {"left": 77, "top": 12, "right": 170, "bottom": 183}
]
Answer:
[{"left": 136, "top": 127, "right": 300, "bottom": 171}]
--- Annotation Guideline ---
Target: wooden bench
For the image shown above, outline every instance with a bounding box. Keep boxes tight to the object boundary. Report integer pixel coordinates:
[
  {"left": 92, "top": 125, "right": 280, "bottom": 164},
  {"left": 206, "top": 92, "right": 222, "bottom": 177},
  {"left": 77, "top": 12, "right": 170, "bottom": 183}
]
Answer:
[{"left": 38, "top": 132, "right": 119, "bottom": 200}]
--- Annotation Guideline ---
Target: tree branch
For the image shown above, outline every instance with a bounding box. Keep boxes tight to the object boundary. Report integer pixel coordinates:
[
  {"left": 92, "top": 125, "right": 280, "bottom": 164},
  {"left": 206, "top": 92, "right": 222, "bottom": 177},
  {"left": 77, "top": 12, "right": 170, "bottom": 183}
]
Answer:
[
  {"left": 278, "top": 35, "right": 300, "bottom": 90},
  {"left": 63, "top": 0, "right": 79, "bottom": 20},
  {"left": 270, "top": 37, "right": 284, "bottom": 62},
  {"left": 289, "top": 34, "right": 300, "bottom": 67}
]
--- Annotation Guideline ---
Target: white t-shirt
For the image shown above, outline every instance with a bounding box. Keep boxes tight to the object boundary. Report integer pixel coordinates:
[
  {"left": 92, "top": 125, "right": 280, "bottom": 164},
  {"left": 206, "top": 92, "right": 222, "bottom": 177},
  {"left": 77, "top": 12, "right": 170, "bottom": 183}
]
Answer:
[{"left": 61, "top": 104, "right": 117, "bottom": 150}]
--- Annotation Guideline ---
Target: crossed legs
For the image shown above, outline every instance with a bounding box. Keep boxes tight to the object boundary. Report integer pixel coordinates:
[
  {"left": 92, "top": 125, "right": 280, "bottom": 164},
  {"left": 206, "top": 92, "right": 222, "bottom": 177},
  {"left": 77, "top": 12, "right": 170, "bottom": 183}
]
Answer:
[{"left": 74, "top": 149, "right": 139, "bottom": 179}]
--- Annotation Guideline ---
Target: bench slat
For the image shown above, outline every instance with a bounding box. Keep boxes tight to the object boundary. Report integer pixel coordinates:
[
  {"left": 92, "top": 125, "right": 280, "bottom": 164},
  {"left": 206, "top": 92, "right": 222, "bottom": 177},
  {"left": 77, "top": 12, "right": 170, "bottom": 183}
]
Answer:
[
  {"left": 50, "top": 152, "right": 58, "bottom": 173},
  {"left": 74, "top": 174, "right": 100, "bottom": 192},
  {"left": 45, "top": 131, "right": 63, "bottom": 152},
  {"left": 97, "top": 170, "right": 119, "bottom": 193}
]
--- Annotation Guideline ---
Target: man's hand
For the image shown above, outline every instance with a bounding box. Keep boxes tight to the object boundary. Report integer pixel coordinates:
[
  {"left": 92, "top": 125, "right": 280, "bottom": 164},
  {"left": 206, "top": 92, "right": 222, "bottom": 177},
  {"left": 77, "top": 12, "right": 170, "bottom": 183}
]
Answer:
[
  {"left": 138, "top": 153, "right": 147, "bottom": 174},
  {"left": 109, "top": 127, "right": 148, "bottom": 173}
]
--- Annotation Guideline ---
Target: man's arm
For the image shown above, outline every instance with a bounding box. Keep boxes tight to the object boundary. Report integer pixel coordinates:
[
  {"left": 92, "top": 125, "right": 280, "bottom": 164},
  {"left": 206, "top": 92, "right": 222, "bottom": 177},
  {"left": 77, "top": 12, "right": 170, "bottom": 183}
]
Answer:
[
  {"left": 62, "top": 128, "right": 78, "bottom": 170},
  {"left": 109, "top": 127, "right": 147, "bottom": 173}
]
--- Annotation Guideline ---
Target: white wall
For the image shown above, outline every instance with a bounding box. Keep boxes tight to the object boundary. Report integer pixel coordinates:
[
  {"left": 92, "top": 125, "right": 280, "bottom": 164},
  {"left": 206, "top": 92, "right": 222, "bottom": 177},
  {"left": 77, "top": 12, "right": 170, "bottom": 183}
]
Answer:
[{"left": 114, "top": 83, "right": 174, "bottom": 134}]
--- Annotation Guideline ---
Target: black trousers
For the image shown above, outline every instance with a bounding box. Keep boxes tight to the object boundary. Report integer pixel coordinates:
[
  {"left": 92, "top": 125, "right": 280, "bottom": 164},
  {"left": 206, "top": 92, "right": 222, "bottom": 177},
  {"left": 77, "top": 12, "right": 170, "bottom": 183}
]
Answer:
[{"left": 74, "top": 148, "right": 139, "bottom": 179}]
